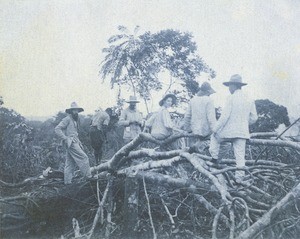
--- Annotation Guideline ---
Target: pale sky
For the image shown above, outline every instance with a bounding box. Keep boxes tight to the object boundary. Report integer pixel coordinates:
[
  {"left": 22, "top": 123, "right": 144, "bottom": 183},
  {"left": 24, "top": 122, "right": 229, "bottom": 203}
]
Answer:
[{"left": 0, "top": 0, "right": 299, "bottom": 118}]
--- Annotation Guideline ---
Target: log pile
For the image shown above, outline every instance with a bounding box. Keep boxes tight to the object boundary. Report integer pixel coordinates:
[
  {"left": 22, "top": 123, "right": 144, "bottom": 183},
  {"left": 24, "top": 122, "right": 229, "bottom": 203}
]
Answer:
[{"left": 1, "top": 132, "right": 300, "bottom": 238}]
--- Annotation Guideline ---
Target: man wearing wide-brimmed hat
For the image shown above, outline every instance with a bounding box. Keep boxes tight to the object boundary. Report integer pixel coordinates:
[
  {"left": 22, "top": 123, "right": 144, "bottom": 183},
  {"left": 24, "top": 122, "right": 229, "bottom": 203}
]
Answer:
[
  {"left": 55, "top": 102, "right": 93, "bottom": 184},
  {"left": 209, "top": 74, "right": 258, "bottom": 181},
  {"left": 118, "top": 96, "right": 143, "bottom": 144},
  {"left": 183, "top": 82, "right": 217, "bottom": 153}
]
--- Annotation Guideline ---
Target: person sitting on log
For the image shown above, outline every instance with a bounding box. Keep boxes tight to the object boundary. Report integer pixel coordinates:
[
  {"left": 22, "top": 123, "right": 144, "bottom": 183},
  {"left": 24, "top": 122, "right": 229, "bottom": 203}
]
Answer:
[
  {"left": 145, "top": 93, "right": 183, "bottom": 149},
  {"left": 55, "top": 102, "right": 93, "bottom": 184}
]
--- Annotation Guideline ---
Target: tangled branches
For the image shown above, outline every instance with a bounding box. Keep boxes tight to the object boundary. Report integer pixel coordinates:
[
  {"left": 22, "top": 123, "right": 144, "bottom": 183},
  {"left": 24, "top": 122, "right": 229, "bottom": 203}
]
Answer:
[{"left": 1, "top": 132, "right": 300, "bottom": 238}]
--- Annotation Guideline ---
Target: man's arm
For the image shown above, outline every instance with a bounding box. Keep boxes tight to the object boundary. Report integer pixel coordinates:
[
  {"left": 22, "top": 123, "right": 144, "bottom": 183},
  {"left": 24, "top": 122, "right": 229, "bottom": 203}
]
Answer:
[
  {"left": 213, "top": 97, "right": 232, "bottom": 133},
  {"left": 118, "top": 110, "right": 130, "bottom": 126},
  {"left": 249, "top": 101, "right": 258, "bottom": 125},
  {"left": 207, "top": 100, "right": 217, "bottom": 131},
  {"left": 183, "top": 103, "right": 192, "bottom": 132},
  {"left": 102, "top": 114, "right": 110, "bottom": 132},
  {"left": 136, "top": 112, "right": 143, "bottom": 125},
  {"left": 55, "top": 117, "right": 69, "bottom": 140}
]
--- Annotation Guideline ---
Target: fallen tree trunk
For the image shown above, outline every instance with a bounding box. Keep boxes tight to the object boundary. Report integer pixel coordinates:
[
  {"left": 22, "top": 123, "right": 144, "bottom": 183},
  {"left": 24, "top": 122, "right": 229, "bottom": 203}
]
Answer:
[
  {"left": 237, "top": 182, "right": 300, "bottom": 239},
  {"left": 248, "top": 138, "right": 300, "bottom": 151},
  {"left": 1, "top": 132, "right": 300, "bottom": 238}
]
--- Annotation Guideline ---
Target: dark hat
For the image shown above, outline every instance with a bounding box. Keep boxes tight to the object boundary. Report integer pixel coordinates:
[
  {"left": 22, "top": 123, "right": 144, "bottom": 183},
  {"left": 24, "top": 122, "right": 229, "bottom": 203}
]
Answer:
[
  {"left": 159, "top": 93, "right": 177, "bottom": 106},
  {"left": 65, "top": 102, "right": 84, "bottom": 114},
  {"left": 223, "top": 74, "right": 247, "bottom": 87},
  {"left": 199, "top": 82, "right": 216, "bottom": 94}
]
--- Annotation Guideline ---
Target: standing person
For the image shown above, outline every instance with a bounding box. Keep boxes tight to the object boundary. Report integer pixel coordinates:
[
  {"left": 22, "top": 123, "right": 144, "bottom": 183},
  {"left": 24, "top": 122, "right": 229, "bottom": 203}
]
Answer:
[
  {"left": 118, "top": 96, "right": 143, "bottom": 144},
  {"left": 183, "top": 82, "right": 217, "bottom": 153},
  {"left": 145, "top": 93, "right": 177, "bottom": 140},
  {"left": 209, "top": 75, "right": 258, "bottom": 181},
  {"left": 90, "top": 107, "right": 112, "bottom": 165},
  {"left": 55, "top": 102, "right": 93, "bottom": 184}
]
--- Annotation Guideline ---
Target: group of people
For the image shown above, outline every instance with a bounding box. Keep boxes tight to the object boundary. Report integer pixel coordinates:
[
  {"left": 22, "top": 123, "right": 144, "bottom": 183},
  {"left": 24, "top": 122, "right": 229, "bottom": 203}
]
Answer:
[
  {"left": 183, "top": 74, "right": 258, "bottom": 181},
  {"left": 55, "top": 74, "right": 257, "bottom": 184}
]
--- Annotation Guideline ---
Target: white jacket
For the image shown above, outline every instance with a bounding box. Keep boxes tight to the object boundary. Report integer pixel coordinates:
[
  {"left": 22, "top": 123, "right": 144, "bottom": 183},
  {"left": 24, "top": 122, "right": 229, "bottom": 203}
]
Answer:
[
  {"left": 145, "top": 107, "right": 174, "bottom": 140},
  {"left": 214, "top": 89, "right": 257, "bottom": 139},
  {"left": 184, "top": 95, "right": 216, "bottom": 137}
]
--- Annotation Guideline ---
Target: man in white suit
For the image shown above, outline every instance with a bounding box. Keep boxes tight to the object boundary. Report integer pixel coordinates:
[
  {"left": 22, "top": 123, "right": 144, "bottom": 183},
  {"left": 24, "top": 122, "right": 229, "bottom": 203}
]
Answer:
[
  {"left": 209, "top": 74, "right": 258, "bottom": 181},
  {"left": 183, "top": 82, "right": 217, "bottom": 153}
]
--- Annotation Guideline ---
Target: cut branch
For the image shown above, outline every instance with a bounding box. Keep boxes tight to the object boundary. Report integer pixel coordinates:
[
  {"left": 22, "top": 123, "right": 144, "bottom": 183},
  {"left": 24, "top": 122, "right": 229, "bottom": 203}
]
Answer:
[{"left": 237, "top": 182, "right": 300, "bottom": 239}]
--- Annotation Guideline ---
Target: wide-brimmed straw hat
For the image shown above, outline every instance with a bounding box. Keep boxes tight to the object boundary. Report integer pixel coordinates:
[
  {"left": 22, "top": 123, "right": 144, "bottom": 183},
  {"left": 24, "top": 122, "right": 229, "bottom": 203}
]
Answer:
[
  {"left": 159, "top": 93, "right": 177, "bottom": 106},
  {"left": 126, "top": 96, "right": 140, "bottom": 103},
  {"left": 223, "top": 74, "right": 247, "bottom": 87},
  {"left": 199, "top": 82, "right": 216, "bottom": 94},
  {"left": 65, "top": 102, "right": 84, "bottom": 114}
]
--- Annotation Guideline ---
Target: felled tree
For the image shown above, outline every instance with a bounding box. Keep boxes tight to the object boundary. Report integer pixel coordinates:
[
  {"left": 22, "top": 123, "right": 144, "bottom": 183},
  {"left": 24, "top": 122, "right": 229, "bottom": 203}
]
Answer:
[
  {"left": 1, "top": 127, "right": 300, "bottom": 238},
  {"left": 250, "top": 99, "right": 290, "bottom": 132}
]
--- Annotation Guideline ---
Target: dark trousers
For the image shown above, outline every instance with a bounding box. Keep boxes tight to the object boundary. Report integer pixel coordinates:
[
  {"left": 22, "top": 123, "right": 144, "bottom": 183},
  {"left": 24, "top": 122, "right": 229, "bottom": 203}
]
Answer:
[{"left": 89, "top": 126, "right": 105, "bottom": 165}]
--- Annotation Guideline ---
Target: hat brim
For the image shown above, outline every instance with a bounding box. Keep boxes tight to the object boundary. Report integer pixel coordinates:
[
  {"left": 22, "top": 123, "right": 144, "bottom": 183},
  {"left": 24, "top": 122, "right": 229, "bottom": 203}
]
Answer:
[
  {"left": 207, "top": 89, "right": 216, "bottom": 94},
  {"left": 159, "top": 94, "right": 177, "bottom": 106},
  {"left": 223, "top": 82, "right": 247, "bottom": 87},
  {"left": 66, "top": 108, "right": 84, "bottom": 114},
  {"left": 199, "top": 88, "right": 216, "bottom": 95},
  {"left": 126, "top": 100, "right": 140, "bottom": 103}
]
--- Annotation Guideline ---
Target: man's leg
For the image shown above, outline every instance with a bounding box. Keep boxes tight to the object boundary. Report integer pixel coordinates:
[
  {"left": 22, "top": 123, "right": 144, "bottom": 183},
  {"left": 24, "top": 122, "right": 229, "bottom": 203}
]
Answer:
[
  {"left": 68, "top": 142, "right": 92, "bottom": 179},
  {"left": 94, "top": 144, "right": 103, "bottom": 165},
  {"left": 232, "top": 138, "right": 246, "bottom": 180},
  {"left": 209, "top": 134, "right": 222, "bottom": 161},
  {"left": 64, "top": 151, "right": 76, "bottom": 184},
  {"left": 90, "top": 128, "right": 103, "bottom": 165}
]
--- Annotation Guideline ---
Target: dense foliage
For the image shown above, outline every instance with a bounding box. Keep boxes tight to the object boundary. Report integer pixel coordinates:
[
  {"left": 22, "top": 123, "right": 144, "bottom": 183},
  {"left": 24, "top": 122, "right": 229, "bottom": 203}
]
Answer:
[
  {"left": 0, "top": 105, "right": 123, "bottom": 183},
  {"left": 251, "top": 99, "right": 291, "bottom": 132},
  {"left": 100, "top": 26, "right": 216, "bottom": 111}
]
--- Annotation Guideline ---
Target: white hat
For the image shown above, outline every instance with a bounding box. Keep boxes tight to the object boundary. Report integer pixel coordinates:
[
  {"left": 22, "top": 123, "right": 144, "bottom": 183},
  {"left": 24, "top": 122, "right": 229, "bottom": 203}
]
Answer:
[
  {"left": 223, "top": 74, "right": 247, "bottom": 87},
  {"left": 65, "top": 102, "right": 84, "bottom": 113}
]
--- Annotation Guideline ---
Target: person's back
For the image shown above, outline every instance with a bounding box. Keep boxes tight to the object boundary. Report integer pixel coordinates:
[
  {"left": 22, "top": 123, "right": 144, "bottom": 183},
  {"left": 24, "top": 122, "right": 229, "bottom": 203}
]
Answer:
[
  {"left": 91, "top": 109, "right": 110, "bottom": 130},
  {"left": 188, "top": 95, "right": 216, "bottom": 137},
  {"left": 218, "top": 89, "right": 256, "bottom": 139}
]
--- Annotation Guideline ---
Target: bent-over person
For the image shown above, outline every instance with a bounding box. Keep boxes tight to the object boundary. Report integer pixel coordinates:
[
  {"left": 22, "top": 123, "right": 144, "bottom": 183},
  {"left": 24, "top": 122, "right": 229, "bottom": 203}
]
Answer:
[
  {"left": 55, "top": 102, "right": 93, "bottom": 184},
  {"left": 90, "top": 107, "right": 112, "bottom": 165}
]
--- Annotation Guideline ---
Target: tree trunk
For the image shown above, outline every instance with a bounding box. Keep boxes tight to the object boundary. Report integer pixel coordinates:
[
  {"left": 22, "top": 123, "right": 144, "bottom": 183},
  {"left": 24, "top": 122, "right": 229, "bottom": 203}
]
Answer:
[
  {"left": 237, "top": 182, "right": 300, "bottom": 239},
  {"left": 123, "top": 175, "right": 139, "bottom": 238}
]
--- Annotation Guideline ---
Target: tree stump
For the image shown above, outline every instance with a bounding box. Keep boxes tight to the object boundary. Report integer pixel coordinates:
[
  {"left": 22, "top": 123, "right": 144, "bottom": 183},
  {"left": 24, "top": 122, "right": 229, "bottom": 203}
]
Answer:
[{"left": 123, "top": 175, "right": 139, "bottom": 238}]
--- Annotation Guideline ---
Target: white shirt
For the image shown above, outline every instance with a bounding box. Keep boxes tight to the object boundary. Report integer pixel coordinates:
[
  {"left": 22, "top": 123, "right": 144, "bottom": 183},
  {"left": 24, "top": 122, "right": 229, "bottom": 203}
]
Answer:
[
  {"left": 145, "top": 107, "right": 173, "bottom": 140},
  {"left": 91, "top": 110, "right": 110, "bottom": 130},
  {"left": 214, "top": 89, "right": 258, "bottom": 139},
  {"left": 184, "top": 95, "right": 216, "bottom": 137},
  {"left": 118, "top": 107, "right": 143, "bottom": 140}
]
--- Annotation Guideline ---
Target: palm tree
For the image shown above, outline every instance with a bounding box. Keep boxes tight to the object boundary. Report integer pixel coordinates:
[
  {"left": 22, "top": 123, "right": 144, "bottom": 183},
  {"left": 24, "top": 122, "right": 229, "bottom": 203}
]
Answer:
[
  {"left": 100, "top": 27, "right": 215, "bottom": 114},
  {"left": 100, "top": 25, "right": 142, "bottom": 97}
]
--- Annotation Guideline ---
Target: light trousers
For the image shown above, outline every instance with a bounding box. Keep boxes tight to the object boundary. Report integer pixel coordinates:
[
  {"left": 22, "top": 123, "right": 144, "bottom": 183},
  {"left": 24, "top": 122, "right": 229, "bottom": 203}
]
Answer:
[
  {"left": 210, "top": 135, "right": 246, "bottom": 179},
  {"left": 64, "top": 141, "right": 92, "bottom": 184}
]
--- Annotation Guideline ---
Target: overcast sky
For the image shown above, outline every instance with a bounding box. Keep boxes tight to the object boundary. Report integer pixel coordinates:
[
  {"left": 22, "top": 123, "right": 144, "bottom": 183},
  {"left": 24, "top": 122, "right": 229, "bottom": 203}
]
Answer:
[{"left": 0, "top": 0, "right": 299, "bottom": 118}]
